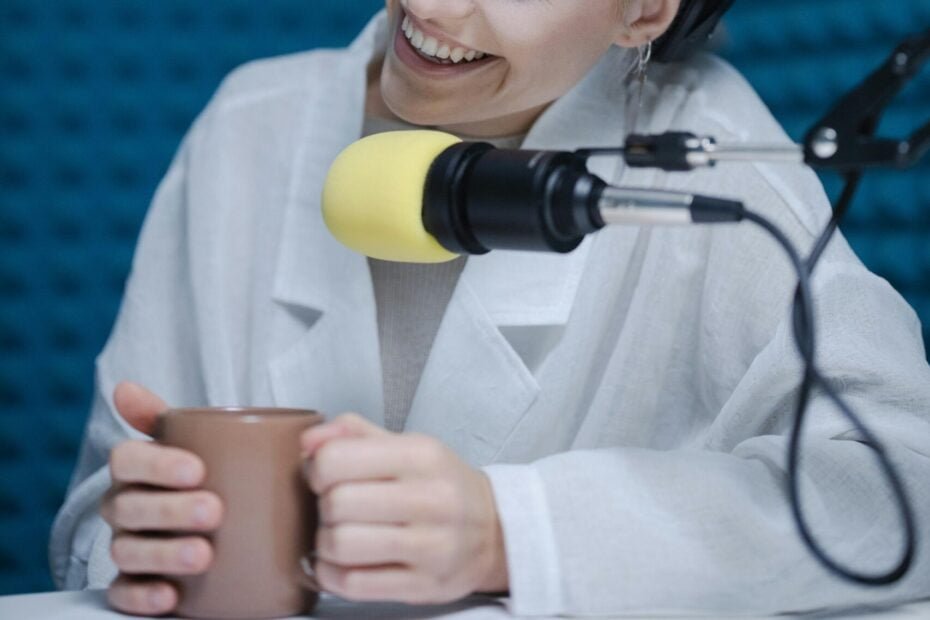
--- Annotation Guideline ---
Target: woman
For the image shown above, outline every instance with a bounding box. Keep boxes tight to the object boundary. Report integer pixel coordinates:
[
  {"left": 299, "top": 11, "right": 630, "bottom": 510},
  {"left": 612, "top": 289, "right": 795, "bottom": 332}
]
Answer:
[{"left": 51, "top": 0, "right": 930, "bottom": 616}]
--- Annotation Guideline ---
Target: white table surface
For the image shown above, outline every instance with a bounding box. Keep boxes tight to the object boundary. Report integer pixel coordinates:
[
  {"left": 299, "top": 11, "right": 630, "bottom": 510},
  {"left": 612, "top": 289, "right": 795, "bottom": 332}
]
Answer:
[{"left": 1, "top": 590, "right": 930, "bottom": 620}]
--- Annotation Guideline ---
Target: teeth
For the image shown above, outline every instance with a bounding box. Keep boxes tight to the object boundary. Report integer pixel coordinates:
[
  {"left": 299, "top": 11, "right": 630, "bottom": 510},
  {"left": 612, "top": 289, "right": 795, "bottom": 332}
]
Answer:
[
  {"left": 402, "top": 16, "right": 487, "bottom": 64},
  {"left": 421, "top": 36, "right": 439, "bottom": 56}
]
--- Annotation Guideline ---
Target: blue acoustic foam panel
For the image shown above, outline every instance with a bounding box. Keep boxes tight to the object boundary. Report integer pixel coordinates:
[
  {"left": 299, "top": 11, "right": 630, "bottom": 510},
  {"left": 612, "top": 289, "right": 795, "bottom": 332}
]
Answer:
[
  {"left": 0, "top": 0, "right": 384, "bottom": 595},
  {"left": 1, "top": 0, "right": 928, "bottom": 596},
  {"left": 722, "top": 0, "right": 930, "bottom": 359}
]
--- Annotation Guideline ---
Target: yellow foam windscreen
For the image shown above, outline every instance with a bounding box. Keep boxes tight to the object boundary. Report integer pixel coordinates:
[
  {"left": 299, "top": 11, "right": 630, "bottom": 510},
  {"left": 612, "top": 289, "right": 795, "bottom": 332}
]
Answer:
[{"left": 322, "top": 130, "right": 462, "bottom": 263}]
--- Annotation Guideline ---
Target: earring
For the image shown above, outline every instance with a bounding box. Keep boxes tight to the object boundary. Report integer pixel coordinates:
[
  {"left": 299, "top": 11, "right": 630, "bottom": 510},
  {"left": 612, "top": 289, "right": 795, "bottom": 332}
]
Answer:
[
  {"left": 629, "top": 39, "right": 652, "bottom": 132},
  {"left": 635, "top": 39, "right": 653, "bottom": 79}
]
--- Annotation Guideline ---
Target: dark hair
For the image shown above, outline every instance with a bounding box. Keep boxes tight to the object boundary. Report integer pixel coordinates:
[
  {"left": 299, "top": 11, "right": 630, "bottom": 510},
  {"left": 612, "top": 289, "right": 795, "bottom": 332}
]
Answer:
[{"left": 653, "top": 0, "right": 736, "bottom": 62}]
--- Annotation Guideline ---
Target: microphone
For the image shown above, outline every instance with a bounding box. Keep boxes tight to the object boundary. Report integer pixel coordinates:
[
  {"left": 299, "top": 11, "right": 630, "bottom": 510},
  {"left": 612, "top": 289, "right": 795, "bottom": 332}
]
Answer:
[{"left": 322, "top": 130, "right": 745, "bottom": 263}]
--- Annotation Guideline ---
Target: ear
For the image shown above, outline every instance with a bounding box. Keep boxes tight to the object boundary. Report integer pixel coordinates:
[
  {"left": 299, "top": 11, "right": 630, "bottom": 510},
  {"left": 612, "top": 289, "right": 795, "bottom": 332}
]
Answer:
[{"left": 614, "top": 0, "right": 682, "bottom": 48}]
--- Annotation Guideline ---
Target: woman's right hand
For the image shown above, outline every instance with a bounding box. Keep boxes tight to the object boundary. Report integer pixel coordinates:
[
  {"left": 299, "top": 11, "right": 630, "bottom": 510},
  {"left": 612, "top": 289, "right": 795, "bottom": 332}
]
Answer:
[{"left": 100, "top": 382, "right": 224, "bottom": 616}]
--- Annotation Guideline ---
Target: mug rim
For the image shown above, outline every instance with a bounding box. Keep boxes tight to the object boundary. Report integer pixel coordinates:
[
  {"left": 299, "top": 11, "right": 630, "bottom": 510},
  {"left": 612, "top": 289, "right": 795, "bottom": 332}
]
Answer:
[{"left": 159, "top": 407, "right": 323, "bottom": 425}]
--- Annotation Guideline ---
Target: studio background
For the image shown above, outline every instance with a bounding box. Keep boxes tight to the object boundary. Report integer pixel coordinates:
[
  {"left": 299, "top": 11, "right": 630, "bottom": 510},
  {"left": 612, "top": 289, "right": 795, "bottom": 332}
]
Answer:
[{"left": 1, "top": 0, "right": 928, "bottom": 596}]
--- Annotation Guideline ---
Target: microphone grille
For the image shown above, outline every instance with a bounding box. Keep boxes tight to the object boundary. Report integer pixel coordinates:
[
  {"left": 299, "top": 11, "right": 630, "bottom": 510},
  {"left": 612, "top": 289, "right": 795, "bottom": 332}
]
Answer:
[{"left": 322, "top": 130, "right": 463, "bottom": 263}]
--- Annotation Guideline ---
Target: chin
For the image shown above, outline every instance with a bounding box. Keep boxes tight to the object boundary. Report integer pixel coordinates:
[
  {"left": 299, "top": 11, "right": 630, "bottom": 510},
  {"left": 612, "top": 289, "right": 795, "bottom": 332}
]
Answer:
[{"left": 382, "top": 90, "right": 466, "bottom": 128}]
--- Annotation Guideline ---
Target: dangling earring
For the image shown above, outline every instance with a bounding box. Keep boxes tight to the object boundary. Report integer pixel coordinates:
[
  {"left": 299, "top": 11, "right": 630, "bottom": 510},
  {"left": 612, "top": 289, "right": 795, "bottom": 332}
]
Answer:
[
  {"left": 636, "top": 39, "right": 653, "bottom": 78},
  {"left": 629, "top": 39, "right": 652, "bottom": 132}
]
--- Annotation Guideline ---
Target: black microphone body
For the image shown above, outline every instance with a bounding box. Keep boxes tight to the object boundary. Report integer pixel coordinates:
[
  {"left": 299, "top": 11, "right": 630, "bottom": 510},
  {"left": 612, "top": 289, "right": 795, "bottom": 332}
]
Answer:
[
  {"left": 422, "top": 142, "right": 745, "bottom": 256},
  {"left": 423, "top": 142, "right": 607, "bottom": 255}
]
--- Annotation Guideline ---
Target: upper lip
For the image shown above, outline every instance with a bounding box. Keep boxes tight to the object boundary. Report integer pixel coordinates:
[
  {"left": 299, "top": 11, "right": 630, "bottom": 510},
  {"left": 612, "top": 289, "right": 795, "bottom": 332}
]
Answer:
[{"left": 402, "top": 10, "right": 489, "bottom": 55}]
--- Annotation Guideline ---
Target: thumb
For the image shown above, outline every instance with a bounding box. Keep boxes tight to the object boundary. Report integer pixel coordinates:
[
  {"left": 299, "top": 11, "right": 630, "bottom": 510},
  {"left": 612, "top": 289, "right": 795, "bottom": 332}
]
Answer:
[{"left": 113, "top": 381, "right": 168, "bottom": 435}]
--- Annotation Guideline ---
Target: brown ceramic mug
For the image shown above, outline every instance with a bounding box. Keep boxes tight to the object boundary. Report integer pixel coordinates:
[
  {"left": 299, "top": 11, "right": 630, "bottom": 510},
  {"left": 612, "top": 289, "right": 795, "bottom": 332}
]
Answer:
[{"left": 154, "top": 407, "right": 324, "bottom": 619}]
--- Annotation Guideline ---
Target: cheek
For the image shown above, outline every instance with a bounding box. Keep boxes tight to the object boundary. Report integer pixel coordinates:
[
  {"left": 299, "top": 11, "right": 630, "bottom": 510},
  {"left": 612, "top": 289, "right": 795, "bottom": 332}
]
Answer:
[
  {"left": 490, "top": 8, "right": 618, "bottom": 92},
  {"left": 504, "top": 36, "right": 608, "bottom": 99}
]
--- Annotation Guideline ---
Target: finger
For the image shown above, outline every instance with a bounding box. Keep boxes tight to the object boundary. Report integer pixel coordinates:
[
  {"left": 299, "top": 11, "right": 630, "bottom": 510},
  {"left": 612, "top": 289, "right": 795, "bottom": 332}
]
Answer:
[
  {"left": 308, "top": 434, "right": 444, "bottom": 494},
  {"left": 110, "top": 441, "right": 205, "bottom": 488},
  {"left": 315, "top": 558, "right": 424, "bottom": 603},
  {"left": 102, "top": 488, "right": 223, "bottom": 532},
  {"left": 319, "top": 480, "right": 454, "bottom": 526},
  {"left": 114, "top": 382, "right": 168, "bottom": 435},
  {"left": 107, "top": 575, "right": 178, "bottom": 616},
  {"left": 111, "top": 534, "right": 213, "bottom": 575},
  {"left": 300, "top": 413, "right": 387, "bottom": 457},
  {"left": 316, "top": 524, "right": 443, "bottom": 567}
]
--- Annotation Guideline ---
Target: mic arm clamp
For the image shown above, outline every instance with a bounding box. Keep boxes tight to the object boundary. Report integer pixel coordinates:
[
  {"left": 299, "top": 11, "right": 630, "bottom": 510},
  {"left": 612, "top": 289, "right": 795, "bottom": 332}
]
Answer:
[{"left": 805, "top": 27, "right": 930, "bottom": 171}]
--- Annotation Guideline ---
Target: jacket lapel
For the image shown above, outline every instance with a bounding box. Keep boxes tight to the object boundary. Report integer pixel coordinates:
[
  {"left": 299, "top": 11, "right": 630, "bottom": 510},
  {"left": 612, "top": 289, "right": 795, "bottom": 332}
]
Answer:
[
  {"left": 403, "top": 245, "right": 590, "bottom": 466},
  {"left": 268, "top": 15, "right": 387, "bottom": 427}
]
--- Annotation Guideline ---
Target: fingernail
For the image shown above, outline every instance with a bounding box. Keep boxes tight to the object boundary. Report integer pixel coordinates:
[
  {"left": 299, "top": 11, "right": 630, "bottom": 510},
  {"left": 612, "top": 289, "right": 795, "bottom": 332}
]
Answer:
[
  {"left": 148, "top": 587, "right": 171, "bottom": 611},
  {"left": 192, "top": 500, "right": 210, "bottom": 527},
  {"left": 175, "top": 463, "right": 199, "bottom": 486},
  {"left": 180, "top": 544, "right": 199, "bottom": 568}
]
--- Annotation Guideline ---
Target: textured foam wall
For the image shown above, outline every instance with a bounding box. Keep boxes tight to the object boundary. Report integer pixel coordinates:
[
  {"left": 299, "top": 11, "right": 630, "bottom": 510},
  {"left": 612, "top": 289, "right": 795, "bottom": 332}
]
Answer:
[
  {"left": 1, "top": 0, "right": 928, "bottom": 596},
  {"left": 724, "top": 0, "right": 930, "bottom": 346},
  {"left": 0, "top": 0, "right": 384, "bottom": 595}
]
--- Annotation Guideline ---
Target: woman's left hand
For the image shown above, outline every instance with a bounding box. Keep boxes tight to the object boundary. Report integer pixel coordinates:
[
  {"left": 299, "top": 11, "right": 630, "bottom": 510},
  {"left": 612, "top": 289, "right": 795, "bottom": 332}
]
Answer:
[{"left": 300, "top": 414, "right": 509, "bottom": 604}]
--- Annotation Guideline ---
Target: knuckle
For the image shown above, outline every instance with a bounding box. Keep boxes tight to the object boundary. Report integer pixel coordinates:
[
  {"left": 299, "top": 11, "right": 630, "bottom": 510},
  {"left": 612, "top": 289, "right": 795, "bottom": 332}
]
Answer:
[
  {"left": 110, "top": 537, "right": 135, "bottom": 569},
  {"left": 413, "top": 434, "right": 446, "bottom": 467},
  {"left": 108, "top": 443, "right": 133, "bottom": 480},
  {"left": 382, "top": 531, "right": 403, "bottom": 558},
  {"left": 340, "top": 412, "right": 364, "bottom": 425},
  {"left": 435, "top": 535, "right": 457, "bottom": 563},
  {"left": 430, "top": 480, "right": 459, "bottom": 517},
  {"left": 152, "top": 453, "right": 181, "bottom": 484},
  {"left": 152, "top": 542, "right": 178, "bottom": 572},
  {"left": 416, "top": 531, "right": 445, "bottom": 565},
  {"left": 112, "top": 493, "right": 140, "bottom": 529},
  {"left": 156, "top": 496, "right": 180, "bottom": 526}
]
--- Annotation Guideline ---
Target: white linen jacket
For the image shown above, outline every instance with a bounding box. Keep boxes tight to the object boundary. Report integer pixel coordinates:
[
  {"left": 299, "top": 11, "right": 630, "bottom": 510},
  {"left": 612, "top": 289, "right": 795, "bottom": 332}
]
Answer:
[{"left": 52, "top": 11, "right": 930, "bottom": 616}]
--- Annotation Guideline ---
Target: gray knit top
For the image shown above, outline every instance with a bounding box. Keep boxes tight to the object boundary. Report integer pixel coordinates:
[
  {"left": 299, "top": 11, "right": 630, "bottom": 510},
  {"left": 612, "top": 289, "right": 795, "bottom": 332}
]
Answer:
[{"left": 361, "top": 115, "right": 524, "bottom": 431}]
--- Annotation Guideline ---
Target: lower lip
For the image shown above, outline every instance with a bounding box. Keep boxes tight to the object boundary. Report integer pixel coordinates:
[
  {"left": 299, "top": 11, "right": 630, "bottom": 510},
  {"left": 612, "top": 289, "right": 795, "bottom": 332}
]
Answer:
[{"left": 393, "top": 15, "right": 498, "bottom": 77}]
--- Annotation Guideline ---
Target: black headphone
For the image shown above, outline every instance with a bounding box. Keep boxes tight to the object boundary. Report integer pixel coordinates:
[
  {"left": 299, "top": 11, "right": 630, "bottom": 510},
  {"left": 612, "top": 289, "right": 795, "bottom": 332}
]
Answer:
[{"left": 653, "top": 0, "right": 737, "bottom": 62}]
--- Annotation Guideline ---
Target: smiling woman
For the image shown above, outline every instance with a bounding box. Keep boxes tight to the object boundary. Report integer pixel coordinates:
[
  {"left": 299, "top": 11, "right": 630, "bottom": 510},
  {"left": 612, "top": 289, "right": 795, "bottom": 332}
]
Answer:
[{"left": 49, "top": 0, "right": 930, "bottom": 617}]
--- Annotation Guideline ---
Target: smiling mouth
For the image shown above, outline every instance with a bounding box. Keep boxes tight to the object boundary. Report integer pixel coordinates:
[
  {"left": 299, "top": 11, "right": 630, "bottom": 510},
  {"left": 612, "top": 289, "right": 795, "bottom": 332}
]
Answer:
[{"left": 399, "top": 12, "right": 496, "bottom": 66}]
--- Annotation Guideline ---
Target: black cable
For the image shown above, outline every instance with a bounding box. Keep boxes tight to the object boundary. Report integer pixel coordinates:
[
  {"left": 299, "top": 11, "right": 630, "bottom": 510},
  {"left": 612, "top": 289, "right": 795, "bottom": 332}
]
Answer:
[{"left": 741, "top": 180, "right": 917, "bottom": 585}]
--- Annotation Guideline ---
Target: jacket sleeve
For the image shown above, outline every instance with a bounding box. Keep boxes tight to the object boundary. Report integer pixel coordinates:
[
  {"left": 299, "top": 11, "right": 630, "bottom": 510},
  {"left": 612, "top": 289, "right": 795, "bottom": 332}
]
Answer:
[
  {"left": 483, "top": 166, "right": 930, "bottom": 615},
  {"left": 49, "top": 126, "right": 209, "bottom": 590}
]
